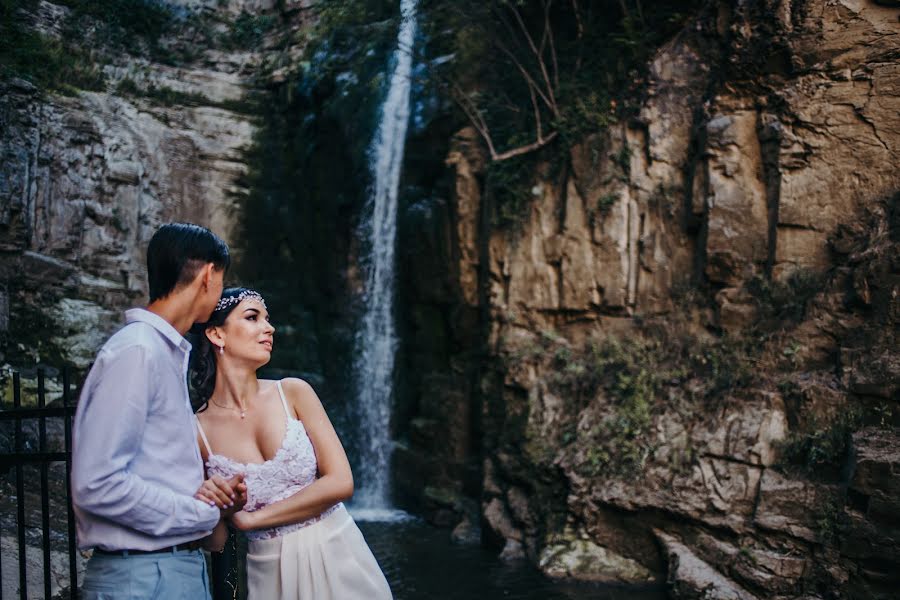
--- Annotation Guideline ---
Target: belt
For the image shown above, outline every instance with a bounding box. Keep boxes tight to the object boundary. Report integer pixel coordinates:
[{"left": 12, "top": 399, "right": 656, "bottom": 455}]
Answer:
[{"left": 94, "top": 540, "right": 203, "bottom": 556}]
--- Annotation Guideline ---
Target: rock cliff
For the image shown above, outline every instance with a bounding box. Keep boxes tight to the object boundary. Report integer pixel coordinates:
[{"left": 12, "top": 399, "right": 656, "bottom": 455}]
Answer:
[
  {"left": 398, "top": 1, "right": 899, "bottom": 597},
  {"left": 2, "top": 1, "right": 898, "bottom": 598},
  {"left": 0, "top": 0, "right": 305, "bottom": 367}
]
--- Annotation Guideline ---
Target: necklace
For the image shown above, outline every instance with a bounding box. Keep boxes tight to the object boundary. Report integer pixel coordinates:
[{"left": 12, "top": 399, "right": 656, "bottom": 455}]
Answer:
[{"left": 209, "top": 398, "right": 249, "bottom": 419}]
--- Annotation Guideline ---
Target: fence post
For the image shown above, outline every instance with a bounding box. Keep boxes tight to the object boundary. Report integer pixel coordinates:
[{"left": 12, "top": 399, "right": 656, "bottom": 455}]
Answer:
[
  {"left": 64, "top": 366, "right": 78, "bottom": 599},
  {"left": 13, "top": 371, "right": 26, "bottom": 600}
]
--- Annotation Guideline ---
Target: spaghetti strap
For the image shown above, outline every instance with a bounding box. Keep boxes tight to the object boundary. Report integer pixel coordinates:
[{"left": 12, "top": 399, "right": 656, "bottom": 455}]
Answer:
[
  {"left": 276, "top": 380, "right": 293, "bottom": 420},
  {"left": 195, "top": 416, "right": 213, "bottom": 456}
]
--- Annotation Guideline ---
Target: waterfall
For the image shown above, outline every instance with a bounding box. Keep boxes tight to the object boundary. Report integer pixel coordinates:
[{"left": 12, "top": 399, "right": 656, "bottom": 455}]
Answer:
[{"left": 352, "top": 0, "right": 417, "bottom": 516}]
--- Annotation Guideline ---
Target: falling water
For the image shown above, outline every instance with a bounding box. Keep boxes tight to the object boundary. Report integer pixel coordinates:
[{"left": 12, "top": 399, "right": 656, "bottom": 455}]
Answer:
[{"left": 352, "top": 0, "right": 418, "bottom": 516}]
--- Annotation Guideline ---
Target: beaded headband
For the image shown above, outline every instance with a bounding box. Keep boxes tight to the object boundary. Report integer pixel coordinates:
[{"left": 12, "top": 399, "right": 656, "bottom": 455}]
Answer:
[{"left": 214, "top": 289, "right": 266, "bottom": 313}]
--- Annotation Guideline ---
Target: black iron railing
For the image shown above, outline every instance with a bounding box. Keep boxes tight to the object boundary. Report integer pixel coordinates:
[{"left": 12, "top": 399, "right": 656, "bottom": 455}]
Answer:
[
  {"left": 0, "top": 366, "right": 240, "bottom": 600},
  {"left": 0, "top": 367, "right": 78, "bottom": 600}
]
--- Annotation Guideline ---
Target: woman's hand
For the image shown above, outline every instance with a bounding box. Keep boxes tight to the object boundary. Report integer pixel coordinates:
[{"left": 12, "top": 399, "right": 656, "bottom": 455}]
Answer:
[
  {"left": 229, "top": 509, "right": 258, "bottom": 532},
  {"left": 195, "top": 474, "right": 246, "bottom": 512}
]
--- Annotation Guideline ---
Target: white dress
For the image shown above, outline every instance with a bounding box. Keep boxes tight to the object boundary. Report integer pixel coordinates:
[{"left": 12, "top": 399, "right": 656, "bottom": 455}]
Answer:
[{"left": 197, "top": 381, "right": 393, "bottom": 600}]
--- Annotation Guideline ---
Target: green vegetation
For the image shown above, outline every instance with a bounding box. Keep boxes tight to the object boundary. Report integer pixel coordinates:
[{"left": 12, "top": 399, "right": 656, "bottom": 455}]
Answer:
[
  {"left": 115, "top": 77, "right": 258, "bottom": 114},
  {"left": 1, "top": 0, "right": 192, "bottom": 92},
  {"left": 514, "top": 323, "right": 757, "bottom": 477},
  {"left": 777, "top": 409, "right": 861, "bottom": 479},
  {"left": 225, "top": 11, "right": 276, "bottom": 50},
  {"left": 0, "top": 0, "right": 106, "bottom": 92},
  {"left": 312, "top": 0, "right": 397, "bottom": 32},
  {"left": 422, "top": 0, "right": 703, "bottom": 225},
  {"left": 597, "top": 193, "right": 618, "bottom": 215},
  {"left": 815, "top": 495, "right": 848, "bottom": 545},
  {"left": 746, "top": 268, "right": 825, "bottom": 327},
  {"left": 59, "top": 0, "right": 175, "bottom": 43},
  {"left": 2, "top": 0, "right": 279, "bottom": 93},
  {"left": 58, "top": 0, "right": 195, "bottom": 65}
]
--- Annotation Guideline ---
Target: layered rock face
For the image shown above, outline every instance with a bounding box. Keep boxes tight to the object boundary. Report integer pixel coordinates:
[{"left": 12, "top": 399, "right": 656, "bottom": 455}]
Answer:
[
  {"left": 3, "top": 0, "right": 898, "bottom": 598},
  {"left": 402, "top": 1, "right": 899, "bottom": 598},
  {"left": 0, "top": 0, "right": 299, "bottom": 368}
]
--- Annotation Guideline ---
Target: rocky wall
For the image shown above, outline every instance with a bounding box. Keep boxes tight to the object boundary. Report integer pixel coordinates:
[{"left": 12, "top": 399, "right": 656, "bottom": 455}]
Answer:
[
  {"left": 0, "top": 0, "right": 300, "bottom": 368},
  {"left": 405, "top": 1, "right": 900, "bottom": 597}
]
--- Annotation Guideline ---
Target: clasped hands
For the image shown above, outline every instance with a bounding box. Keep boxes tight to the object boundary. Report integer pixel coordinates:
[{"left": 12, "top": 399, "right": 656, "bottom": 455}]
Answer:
[{"left": 194, "top": 474, "right": 255, "bottom": 529}]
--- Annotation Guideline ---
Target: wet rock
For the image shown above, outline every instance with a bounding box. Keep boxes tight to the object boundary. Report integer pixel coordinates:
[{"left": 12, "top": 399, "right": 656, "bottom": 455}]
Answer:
[
  {"left": 482, "top": 497, "right": 522, "bottom": 547},
  {"left": 538, "top": 530, "right": 655, "bottom": 584},
  {"left": 450, "top": 515, "right": 481, "bottom": 546},
  {"left": 655, "top": 530, "right": 759, "bottom": 600}
]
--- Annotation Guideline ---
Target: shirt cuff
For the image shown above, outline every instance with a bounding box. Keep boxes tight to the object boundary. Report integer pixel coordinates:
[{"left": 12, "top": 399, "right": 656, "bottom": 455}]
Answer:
[{"left": 193, "top": 498, "right": 221, "bottom": 530}]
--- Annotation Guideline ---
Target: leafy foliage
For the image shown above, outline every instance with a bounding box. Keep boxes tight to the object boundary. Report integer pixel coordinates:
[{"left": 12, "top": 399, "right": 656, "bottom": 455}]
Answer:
[
  {"left": 420, "top": 0, "right": 702, "bottom": 223},
  {"left": 0, "top": 0, "right": 105, "bottom": 92},
  {"left": 513, "top": 322, "right": 757, "bottom": 477},
  {"left": 777, "top": 409, "right": 861, "bottom": 480},
  {"left": 59, "top": 0, "right": 174, "bottom": 37},
  {"left": 59, "top": 0, "right": 178, "bottom": 58},
  {"left": 746, "top": 268, "right": 825, "bottom": 327},
  {"left": 225, "top": 11, "right": 276, "bottom": 49}
]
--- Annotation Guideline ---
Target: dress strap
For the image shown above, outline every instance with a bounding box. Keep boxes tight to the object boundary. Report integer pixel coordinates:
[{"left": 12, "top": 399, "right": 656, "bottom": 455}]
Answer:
[
  {"left": 195, "top": 416, "right": 213, "bottom": 456},
  {"left": 275, "top": 380, "right": 294, "bottom": 420}
]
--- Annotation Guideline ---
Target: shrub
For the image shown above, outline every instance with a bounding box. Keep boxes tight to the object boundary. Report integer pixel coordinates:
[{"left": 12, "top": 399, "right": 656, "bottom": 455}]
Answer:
[
  {"left": 225, "top": 12, "right": 276, "bottom": 49},
  {"left": 777, "top": 409, "right": 861, "bottom": 479},
  {"left": 0, "top": 0, "right": 106, "bottom": 92}
]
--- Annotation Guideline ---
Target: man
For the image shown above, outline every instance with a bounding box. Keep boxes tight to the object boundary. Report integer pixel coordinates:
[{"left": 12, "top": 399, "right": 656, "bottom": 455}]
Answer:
[{"left": 72, "top": 223, "right": 247, "bottom": 599}]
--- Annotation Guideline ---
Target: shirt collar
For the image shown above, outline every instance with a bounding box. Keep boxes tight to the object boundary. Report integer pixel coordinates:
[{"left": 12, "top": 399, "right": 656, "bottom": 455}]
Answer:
[{"left": 125, "top": 308, "right": 192, "bottom": 353}]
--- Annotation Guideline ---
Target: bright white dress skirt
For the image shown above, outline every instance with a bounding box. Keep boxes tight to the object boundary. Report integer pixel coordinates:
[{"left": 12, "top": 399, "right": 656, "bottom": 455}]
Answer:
[{"left": 246, "top": 504, "right": 393, "bottom": 600}]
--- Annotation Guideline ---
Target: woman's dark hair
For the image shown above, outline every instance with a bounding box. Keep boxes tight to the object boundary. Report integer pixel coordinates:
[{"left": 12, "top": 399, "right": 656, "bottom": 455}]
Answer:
[
  {"left": 147, "top": 223, "right": 230, "bottom": 302},
  {"left": 188, "top": 287, "right": 256, "bottom": 409}
]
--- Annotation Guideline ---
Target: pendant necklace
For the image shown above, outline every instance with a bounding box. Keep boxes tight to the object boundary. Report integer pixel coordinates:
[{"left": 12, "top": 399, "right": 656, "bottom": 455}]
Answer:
[{"left": 210, "top": 398, "right": 248, "bottom": 419}]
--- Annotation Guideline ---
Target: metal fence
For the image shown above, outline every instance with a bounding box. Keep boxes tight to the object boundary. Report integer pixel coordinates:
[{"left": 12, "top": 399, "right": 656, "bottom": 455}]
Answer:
[
  {"left": 0, "top": 367, "right": 78, "bottom": 600},
  {"left": 0, "top": 367, "right": 240, "bottom": 600}
]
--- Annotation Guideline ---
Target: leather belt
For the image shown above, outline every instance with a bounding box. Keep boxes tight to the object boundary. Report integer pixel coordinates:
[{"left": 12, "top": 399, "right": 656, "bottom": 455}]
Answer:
[{"left": 94, "top": 540, "right": 203, "bottom": 556}]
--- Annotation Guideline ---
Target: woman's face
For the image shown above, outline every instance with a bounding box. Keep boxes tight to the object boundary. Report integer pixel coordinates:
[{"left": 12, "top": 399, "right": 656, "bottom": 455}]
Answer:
[{"left": 210, "top": 299, "right": 275, "bottom": 367}]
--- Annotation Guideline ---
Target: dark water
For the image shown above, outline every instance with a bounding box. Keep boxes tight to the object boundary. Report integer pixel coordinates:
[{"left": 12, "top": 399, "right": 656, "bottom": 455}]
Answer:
[{"left": 357, "top": 518, "right": 666, "bottom": 600}]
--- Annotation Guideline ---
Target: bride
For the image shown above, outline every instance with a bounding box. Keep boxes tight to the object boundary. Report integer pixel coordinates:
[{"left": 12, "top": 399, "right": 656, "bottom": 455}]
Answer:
[{"left": 189, "top": 287, "right": 392, "bottom": 599}]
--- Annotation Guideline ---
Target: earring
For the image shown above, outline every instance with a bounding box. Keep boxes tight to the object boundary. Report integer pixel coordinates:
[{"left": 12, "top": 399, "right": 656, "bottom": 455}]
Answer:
[{"left": 219, "top": 345, "right": 225, "bottom": 355}]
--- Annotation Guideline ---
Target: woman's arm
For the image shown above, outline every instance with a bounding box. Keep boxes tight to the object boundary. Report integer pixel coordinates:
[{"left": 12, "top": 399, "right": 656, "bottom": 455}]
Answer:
[
  {"left": 202, "top": 519, "right": 230, "bottom": 552},
  {"left": 230, "top": 378, "right": 353, "bottom": 531}
]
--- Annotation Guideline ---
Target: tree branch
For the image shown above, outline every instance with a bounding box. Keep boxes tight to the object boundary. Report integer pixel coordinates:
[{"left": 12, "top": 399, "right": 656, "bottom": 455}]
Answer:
[
  {"left": 544, "top": 0, "right": 559, "bottom": 91},
  {"left": 494, "top": 38, "right": 556, "bottom": 115},
  {"left": 506, "top": 1, "right": 558, "bottom": 114},
  {"left": 451, "top": 84, "right": 497, "bottom": 158},
  {"left": 571, "top": 0, "right": 584, "bottom": 72},
  {"left": 492, "top": 131, "right": 558, "bottom": 161}
]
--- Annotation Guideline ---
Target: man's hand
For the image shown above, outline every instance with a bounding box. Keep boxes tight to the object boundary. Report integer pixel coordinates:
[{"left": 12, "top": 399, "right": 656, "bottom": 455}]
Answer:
[{"left": 194, "top": 474, "right": 247, "bottom": 514}]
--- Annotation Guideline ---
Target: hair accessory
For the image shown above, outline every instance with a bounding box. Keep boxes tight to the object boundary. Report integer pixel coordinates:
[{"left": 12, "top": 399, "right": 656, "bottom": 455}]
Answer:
[{"left": 214, "top": 289, "right": 266, "bottom": 313}]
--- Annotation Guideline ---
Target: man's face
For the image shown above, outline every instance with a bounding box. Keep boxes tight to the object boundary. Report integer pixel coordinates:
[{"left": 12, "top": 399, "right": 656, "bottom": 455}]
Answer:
[{"left": 200, "top": 266, "right": 225, "bottom": 322}]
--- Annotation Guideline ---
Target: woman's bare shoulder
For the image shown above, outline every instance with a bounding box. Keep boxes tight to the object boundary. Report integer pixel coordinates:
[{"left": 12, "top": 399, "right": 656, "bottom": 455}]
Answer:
[
  {"left": 277, "top": 377, "right": 316, "bottom": 393},
  {"left": 278, "top": 377, "right": 323, "bottom": 415}
]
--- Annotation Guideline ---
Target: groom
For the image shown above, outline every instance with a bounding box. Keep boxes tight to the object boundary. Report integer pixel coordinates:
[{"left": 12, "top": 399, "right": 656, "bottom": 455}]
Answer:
[{"left": 72, "top": 223, "right": 247, "bottom": 599}]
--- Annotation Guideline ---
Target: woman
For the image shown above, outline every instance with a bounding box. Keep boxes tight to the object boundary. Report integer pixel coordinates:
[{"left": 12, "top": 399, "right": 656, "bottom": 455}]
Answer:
[{"left": 189, "top": 287, "right": 392, "bottom": 599}]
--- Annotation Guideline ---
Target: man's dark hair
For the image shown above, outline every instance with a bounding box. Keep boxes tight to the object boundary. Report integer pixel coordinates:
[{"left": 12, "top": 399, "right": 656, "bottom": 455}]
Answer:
[{"left": 147, "top": 223, "right": 230, "bottom": 302}]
